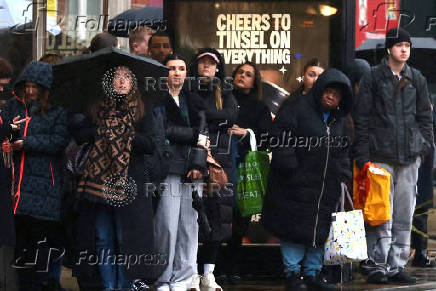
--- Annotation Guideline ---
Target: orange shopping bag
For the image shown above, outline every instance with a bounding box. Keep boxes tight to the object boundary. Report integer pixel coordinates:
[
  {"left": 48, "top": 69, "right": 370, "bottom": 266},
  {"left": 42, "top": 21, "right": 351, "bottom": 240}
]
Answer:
[{"left": 353, "top": 162, "right": 391, "bottom": 226}]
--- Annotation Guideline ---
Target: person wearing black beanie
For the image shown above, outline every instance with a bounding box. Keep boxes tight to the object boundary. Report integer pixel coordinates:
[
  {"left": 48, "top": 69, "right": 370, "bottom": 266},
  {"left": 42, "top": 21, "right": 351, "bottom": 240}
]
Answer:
[
  {"left": 353, "top": 26, "right": 433, "bottom": 284},
  {"left": 385, "top": 27, "right": 412, "bottom": 49}
]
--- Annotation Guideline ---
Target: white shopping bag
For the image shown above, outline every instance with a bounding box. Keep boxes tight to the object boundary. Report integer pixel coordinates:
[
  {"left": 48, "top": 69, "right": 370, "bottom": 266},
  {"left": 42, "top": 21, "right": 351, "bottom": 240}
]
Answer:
[{"left": 324, "top": 183, "right": 368, "bottom": 265}]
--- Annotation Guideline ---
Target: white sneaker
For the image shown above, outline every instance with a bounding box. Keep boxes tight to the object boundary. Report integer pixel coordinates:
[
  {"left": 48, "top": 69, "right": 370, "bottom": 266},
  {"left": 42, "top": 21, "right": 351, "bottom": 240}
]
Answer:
[
  {"left": 188, "top": 273, "right": 201, "bottom": 291},
  {"left": 155, "top": 283, "right": 171, "bottom": 291},
  {"left": 200, "top": 273, "right": 223, "bottom": 291}
]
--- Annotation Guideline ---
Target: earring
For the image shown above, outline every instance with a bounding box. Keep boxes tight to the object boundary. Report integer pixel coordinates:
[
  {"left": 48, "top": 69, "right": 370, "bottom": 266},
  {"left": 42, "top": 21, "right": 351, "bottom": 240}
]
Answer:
[
  {"left": 216, "top": 68, "right": 219, "bottom": 72},
  {"left": 387, "top": 49, "right": 390, "bottom": 54}
]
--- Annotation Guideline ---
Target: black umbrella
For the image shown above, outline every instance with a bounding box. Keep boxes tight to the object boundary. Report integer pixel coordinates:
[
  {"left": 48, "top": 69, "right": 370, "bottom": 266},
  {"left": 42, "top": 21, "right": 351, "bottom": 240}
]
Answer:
[
  {"left": 261, "top": 80, "right": 290, "bottom": 116},
  {"left": 107, "top": 6, "right": 163, "bottom": 37},
  {"left": 51, "top": 47, "right": 168, "bottom": 112}
]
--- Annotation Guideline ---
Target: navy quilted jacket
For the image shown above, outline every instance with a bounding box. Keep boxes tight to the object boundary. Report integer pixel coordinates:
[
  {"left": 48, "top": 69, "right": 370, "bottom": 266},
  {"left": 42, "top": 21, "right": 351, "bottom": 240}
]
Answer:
[{"left": 1, "top": 97, "right": 70, "bottom": 221}]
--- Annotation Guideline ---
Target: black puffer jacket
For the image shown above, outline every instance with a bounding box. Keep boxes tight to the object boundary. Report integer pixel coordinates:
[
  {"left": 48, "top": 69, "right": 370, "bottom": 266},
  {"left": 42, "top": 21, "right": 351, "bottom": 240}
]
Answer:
[
  {"left": 353, "top": 58, "right": 433, "bottom": 165},
  {"left": 261, "top": 68, "right": 353, "bottom": 247}
]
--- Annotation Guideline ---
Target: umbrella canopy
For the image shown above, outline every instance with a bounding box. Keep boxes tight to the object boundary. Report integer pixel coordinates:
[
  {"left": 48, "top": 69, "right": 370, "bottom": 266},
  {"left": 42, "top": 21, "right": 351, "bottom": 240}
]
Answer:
[
  {"left": 261, "top": 80, "right": 289, "bottom": 116},
  {"left": 107, "top": 6, "right": 163, "bottom": 37},
  {"left": 51, "top": 47, "right": 168, "bottom": 112}
]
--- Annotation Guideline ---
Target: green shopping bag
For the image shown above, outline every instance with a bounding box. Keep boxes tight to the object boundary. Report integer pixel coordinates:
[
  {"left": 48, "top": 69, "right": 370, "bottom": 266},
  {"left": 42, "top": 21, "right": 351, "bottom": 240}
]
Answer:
[{"left": 236, "top": 129, "right": 270, "bottom": 217}]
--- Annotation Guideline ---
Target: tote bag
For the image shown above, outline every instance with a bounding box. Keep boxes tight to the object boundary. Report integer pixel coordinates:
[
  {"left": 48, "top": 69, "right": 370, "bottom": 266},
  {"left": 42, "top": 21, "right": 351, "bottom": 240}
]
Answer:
[
  {"left": 324, "top": 183, "right": 368, "bottom": 265},
  {"left": 236, "top": 129, "right": 270, "bottom": 217}
]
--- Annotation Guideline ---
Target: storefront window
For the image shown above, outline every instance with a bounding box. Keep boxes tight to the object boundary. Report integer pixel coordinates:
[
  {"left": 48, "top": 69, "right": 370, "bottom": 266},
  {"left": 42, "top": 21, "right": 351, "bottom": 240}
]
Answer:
[
  {"left": 171, "top": 0, "right": 342, "bottom": 94},
  {"left": 0, "top": 0, "right": 34, "bottom": 78},
  {"left": 44, "top": 0, "right": 104, "bottom": 57},
  {"left": 170, "top": 0, "right": 344, "bottom": 245}
]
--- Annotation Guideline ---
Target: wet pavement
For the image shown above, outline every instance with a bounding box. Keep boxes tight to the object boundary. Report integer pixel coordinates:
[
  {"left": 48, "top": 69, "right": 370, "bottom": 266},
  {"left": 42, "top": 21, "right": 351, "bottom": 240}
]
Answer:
[
  {"left": 58, "top": 207, "right": 436, "bottom": 290},
  {"left": 59, "top": 265, "right": 436, "bottom": 290}
]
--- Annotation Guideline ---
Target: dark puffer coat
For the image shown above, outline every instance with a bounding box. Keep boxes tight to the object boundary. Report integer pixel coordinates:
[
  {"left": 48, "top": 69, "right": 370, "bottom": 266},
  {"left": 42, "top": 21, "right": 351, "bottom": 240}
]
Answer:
[
  {"left": 1, "top": 97, "right": 69, "bottom": 221},
  {"left": 261, "top": 68, "right": 353, "bottom": 247}
]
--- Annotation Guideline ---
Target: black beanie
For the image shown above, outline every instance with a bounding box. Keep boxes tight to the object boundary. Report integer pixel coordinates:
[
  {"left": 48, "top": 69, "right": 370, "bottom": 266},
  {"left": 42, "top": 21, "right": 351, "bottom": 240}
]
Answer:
[{"left": 385, "top": 27, "right": 411, "bottom": 48}]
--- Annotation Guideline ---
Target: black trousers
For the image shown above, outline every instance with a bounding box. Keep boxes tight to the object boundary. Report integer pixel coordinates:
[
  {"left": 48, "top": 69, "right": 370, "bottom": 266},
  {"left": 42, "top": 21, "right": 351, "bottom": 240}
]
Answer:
[
  {"left": 14, "top": 215, "right": 64, "bottom": 290},
  {"left": 222, "top": 208, "right": 250, "bottom": 275}
]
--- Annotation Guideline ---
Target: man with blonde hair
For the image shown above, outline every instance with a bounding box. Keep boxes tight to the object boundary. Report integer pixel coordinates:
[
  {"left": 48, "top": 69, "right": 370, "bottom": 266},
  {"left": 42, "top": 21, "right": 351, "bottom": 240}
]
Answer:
[{"left": 129, "top": 26, "right": 155, "bottom": 56}]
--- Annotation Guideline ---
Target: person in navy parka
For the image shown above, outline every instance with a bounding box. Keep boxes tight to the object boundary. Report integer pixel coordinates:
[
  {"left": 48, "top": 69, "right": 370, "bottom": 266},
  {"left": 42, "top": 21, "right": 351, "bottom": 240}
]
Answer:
[{"left": 1, "top": 61, "right": 70, "bottom": 291}]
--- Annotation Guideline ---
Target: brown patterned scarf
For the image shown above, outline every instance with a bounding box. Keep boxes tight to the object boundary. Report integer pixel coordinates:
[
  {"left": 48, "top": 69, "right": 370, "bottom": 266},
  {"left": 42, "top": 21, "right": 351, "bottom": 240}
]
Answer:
[{"left": 78, "top": 67, "right": 138, "bottom": 202}]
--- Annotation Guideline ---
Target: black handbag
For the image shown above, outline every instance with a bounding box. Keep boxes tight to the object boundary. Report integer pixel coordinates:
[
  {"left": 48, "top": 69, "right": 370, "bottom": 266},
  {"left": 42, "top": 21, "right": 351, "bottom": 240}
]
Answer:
[{"left": 65, "top": 142, "right": 91, "bottom": 176}]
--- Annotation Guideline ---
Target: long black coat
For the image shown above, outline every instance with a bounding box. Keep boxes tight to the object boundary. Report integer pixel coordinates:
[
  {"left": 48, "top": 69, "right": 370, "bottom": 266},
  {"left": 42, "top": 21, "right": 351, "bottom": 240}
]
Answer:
[
  {"left": 189, "top": 88, "right": 238, "bottom": 242},
  {"left": 233, "top": 90, "right": 272, "bottom": 159},
  {"left": 70, "top": 105, "right": 162, "bottom": 281},
  {"left": 0, "top": 123, "right": 15, "bottom": 246},
  {"left": 261, "top": 69, "right": 353, "bottom": 248}
]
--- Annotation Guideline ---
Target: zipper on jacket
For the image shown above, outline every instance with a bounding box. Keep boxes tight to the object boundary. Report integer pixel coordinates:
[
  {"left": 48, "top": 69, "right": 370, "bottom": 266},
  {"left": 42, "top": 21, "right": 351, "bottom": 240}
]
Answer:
[
  {"left": 49, "top": 162, "right": 55, "bottom": 186},
  {"left": 312, "top": 120, "right": 333, "bottom": 247}
]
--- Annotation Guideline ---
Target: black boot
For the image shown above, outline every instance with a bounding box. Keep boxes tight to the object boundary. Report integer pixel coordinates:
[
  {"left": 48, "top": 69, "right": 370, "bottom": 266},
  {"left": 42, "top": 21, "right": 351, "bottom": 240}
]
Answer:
[
  {"left": 412, "top": 250, "right": 436, "bottom": 267},
  {"left": 304, "top": 275, "right": 336, "bottom": 290},
  {"left": 39, "top": 280, "right": 66, "bottom": 291},
  {"left": 285, "top": 274, "right": 307, "bottom": 291}
]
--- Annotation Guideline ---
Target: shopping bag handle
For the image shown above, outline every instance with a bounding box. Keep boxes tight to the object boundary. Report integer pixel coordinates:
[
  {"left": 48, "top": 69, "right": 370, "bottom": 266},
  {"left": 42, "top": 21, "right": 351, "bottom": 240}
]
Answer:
[
  {"left": 340, "top": 182, "right": 354, "bottom": 212},
  {"left": 246, "top": 128, "right": 257, "bottom": 152}
]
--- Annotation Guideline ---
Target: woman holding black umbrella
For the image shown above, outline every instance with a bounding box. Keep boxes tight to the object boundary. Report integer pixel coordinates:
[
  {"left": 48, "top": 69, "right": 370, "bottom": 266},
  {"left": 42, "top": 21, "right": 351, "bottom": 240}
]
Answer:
[{"left": 69, "top": 64, "right": 158, "bottom": 290}]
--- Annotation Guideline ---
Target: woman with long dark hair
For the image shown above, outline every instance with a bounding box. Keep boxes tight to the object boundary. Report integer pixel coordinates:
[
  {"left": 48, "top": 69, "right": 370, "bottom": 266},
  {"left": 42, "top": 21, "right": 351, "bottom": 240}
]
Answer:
[
  {"left": 221, "top": 61, "right": 272, "bottom": 283},
  {"left": 188, "top": 48, "right": 238, "bottom": 291},
  {"left": 70, "top": 65, "right": 156, "bottom": 290},
  {"left": 1, "top": 61, "right": 70, "bottom": 291},
  {"left": 291, "top": 58, "right": 325, "bottom": 98}
]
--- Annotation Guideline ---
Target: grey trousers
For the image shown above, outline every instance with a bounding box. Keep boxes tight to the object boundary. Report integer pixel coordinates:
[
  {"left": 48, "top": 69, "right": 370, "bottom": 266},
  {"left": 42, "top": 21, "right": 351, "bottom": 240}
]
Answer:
[
  {"left": 366, "top": 157, "right": 420, "bottom": 276},
  {"left": 154, "top": 175, "right": 200, "bottom": 289}
]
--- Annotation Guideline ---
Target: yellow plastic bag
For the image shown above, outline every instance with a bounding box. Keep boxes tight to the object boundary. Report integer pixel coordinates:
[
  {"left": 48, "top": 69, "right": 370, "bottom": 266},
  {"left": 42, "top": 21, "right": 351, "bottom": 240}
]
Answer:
[{"left": 353, "top": 162, "right": 391, "bottom": 226}]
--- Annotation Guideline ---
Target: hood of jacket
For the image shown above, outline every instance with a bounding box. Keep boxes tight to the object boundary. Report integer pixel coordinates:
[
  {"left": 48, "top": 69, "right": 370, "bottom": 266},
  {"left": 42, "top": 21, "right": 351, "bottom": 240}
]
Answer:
[
  {"left": 309, "top": 68, "right": 353, "bottom": 118},
  {"left": 15, "top": 61, "right": 53, "bottom": 90}
]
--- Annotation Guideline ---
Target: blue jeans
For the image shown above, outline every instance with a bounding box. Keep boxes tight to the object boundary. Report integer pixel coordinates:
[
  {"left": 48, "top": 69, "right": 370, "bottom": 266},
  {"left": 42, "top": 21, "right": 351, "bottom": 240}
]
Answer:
[
  {"left": 280, "top": 241, "right": 323, "bottom": 277},
  {"left": 95, "top": 205, "right": 130, "bottom": 290}
]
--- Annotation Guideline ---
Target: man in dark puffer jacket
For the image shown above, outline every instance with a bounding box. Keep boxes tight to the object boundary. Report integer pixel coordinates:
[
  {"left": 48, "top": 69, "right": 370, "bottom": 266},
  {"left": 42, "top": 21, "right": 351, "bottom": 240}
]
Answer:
[{"left": 353, "top": 28, "right": 433, "bottom": 284}]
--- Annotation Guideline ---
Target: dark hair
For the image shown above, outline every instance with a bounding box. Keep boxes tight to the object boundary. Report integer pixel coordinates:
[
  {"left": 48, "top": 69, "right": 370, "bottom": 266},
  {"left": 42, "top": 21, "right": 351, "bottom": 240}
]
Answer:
[
  {"left": 163, "top": 53, "right": 186, "bottom": 66},
  {"left": 0, "top": 57, "right": 13, "bottom": 79},
  {"left": 39, "top": 53, "right": 63, "bottom": 65},
  {"left": 148, "top": 31, "right": 173, "bottom": 50},
  {"left": 232, "top": 61, "right": 262, "bottom": 100},
  {"left": 89, "top": 33, "right": 118, "bottom": 53},
  {"left": 291, "top": 58, "right": 325, "bottom": 97},
  {"left": 303, "top": 58, "right": 324, "bottom": 74},
  {"left": 16, "top": 83, "right": 51, "bottom": 116}
]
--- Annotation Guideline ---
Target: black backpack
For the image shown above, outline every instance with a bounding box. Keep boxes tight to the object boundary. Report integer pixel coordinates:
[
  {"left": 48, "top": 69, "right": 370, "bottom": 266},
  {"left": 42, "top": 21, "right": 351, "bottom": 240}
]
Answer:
[{"left": 144, "top": 105, "right": 171, "bottom": 183}]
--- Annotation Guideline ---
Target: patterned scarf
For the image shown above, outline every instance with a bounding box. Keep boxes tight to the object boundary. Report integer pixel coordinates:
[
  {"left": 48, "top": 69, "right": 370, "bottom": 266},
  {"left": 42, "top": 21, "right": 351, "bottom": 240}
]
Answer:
[{"left": 78, "top": 67, "right": 138, "bottom": 204}]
